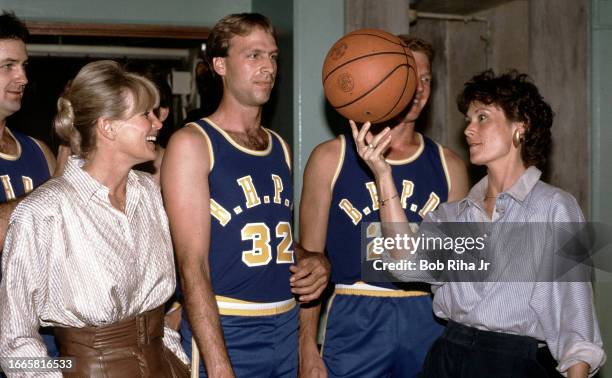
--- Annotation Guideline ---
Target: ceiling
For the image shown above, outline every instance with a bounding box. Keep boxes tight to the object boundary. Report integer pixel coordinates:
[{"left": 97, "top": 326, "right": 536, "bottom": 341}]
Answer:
[{"left": 411, "top": 0, "right": 519, "bottom": 15}]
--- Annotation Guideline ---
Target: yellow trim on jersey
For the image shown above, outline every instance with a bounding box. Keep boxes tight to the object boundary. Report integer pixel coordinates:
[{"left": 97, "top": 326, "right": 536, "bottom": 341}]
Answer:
[
  {"left": 267, "top": 129, "right": 292, "bottom": 170},
  {"left": 191, "top": 337, "right": 200, "bottom": 378},
  {"left": 330, "top": 135, "right": 346, "bottom": 192},
  {"left": 437, "top": 142, "right": 452, "bottom": 194},
  {"left": 386, "top": 132, "right": 424, "bottom": 165},
  {"left": 0, "top": 128, "right": 23, "bottom": 161},
  {"left": 185, "top": 122, "right": 215, "bottom": 171},
  {"left": 204, "top": 117, "right": 273, "bottom": 156},
  {"left": 166, "top": 301, "right": 182, "bottom": 314},
  {"left": 334, "top": 282, "right": 429, "bottom": 297},
  {"left": 215, "top": 296, "right": 296, "bottom": 316},
  {"left": 215, "top": 295, "right": 255, "bottom": 304},
  {"left": 319, "top": 292, "right": 337, "bottom": 357}
]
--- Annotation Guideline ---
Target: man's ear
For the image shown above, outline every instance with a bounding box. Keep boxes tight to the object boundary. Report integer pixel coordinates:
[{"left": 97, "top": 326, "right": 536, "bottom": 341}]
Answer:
[
  {"left": 158, "top": 107, "right": 170, "bottom": 123},
  {"left": 212, "top": 57, "right": 226, "bottom": 76}
]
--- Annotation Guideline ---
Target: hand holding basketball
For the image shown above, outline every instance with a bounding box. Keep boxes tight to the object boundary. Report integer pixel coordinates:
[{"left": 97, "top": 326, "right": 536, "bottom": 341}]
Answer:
[{"left": 349, "top": 120, "right": 392, "bottom": 178}]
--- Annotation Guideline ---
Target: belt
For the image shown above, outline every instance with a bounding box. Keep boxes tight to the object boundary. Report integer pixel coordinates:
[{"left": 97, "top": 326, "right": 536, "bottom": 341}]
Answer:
[
  {"left": 55, "top": 306, "right": 164, "bottom": 352},
  {"left": 54, "top": 306, "right": 189, "bottom": 377},
  {"left": 334, "top": 282, "right": 430, "bottom": 297}
]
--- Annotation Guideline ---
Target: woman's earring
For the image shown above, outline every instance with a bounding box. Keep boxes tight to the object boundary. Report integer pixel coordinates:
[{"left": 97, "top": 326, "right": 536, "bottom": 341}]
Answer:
[{"left": 512, "top": 129, "right": 523, "bottom": 148}]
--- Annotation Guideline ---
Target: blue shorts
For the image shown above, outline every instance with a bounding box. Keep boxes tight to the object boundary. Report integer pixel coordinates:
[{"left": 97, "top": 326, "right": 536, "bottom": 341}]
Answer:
[
  {"left": 181, "top": 305, "right": 298, "bottom": 377},
  {"left": 41, "top": 327, "right": 58, "bottom": 357},
  {"left": 321, "top": 290, "right": 444, "bottom": 378}
]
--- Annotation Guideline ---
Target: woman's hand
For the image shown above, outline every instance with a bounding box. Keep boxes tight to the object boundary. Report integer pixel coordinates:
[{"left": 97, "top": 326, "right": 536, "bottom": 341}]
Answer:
[
  {"left": 349, "top": 120, "right": 392, "bottom": 179},
  {"left": 567, "top": 361, "right": 589, "bottom": 378}
]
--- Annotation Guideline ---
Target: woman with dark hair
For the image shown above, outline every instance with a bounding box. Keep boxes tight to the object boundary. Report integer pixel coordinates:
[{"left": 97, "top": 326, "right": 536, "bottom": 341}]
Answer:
[
  {"left": 0, "top": 60, "right": 188, "bottom": 377},
  {"left": 351, "top": 70, "right": 604, "bottom": 377}
]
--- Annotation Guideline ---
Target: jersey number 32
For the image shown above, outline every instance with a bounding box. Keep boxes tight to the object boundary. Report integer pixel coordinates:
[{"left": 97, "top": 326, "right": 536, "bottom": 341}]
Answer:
[{"left": 241, "top": 221, "right": 294, "bottom": 267}]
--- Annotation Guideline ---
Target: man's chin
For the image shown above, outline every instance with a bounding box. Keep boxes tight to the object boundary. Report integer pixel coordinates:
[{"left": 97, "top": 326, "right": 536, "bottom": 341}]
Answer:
[
  {"left": 254, "top": 95, "right": 271, "bottom": 106},
  {"left": 401, "top": 112, "right": 420, "bottom": 123},
  {"left": 2, "top": 104, "right": 22, "bottom": 115}
]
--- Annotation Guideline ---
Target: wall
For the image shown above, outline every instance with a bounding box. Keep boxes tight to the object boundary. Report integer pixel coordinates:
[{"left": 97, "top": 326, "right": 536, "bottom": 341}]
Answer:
[
  {"left": 408, "top": 0, "right": 589, "bottom": 209},
  {"left": 529, "top": 0, "right": 589, "bottom": 207},
  {"left": 444, "top": 18, "right": 489, "bottom": 160},
  {"left": 292, "top": 0, "right": 345, "bottom": 228},
  {"left": 408, "top": 1, "right": 530, "bottom": 174},
  {"left": 591, "top": 1, "right": 612, "bottom": 225},
  {"left": 591, "top": 0, "right": 612, "bottom": 376},
  {"left": 485, "top": 0, "right": 529, "bottom": 73},
  {"left": 0, "top": 0, "right": 250, "bottom": 26},
  {"left": 345, "top": 0, "right": 410, "bottom": 34}
]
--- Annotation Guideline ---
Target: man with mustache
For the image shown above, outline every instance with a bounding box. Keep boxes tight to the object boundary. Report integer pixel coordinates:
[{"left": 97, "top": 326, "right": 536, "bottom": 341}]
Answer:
[
  {"left": 0, "top": 10, "right": 59, "bottom": 361},
  {"left": 162, "top": 13, "right": 329, "bottom": 377},
  {"left": 0, "top": 11, "right": 57, "bottom": 247}
]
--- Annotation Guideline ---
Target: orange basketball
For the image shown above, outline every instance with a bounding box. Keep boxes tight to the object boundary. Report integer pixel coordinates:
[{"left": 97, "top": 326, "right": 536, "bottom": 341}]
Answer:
[{"left": 322, "top": 28, "right": 417, "bottom": 124}]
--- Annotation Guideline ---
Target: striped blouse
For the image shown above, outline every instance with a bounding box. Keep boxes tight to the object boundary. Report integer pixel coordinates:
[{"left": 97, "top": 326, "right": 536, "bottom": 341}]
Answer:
[
  {"left": 0, "top": 157, "right": 187, "bottom": 376},
  {"left": 391, "top": 166, "right": 605, "bottom": 376}
]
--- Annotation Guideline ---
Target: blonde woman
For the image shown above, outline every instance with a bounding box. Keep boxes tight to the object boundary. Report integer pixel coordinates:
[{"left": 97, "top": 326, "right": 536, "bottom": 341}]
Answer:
[{"left": 0, "top": 60, "right": 188, "bottom": 377}]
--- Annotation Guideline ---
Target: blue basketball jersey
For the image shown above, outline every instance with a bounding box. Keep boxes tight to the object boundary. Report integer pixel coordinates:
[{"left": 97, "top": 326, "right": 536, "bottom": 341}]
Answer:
[
  {"left": 192, "top": 118, "right": 294, "bottom": 303},
  {"left": 0, "top": 128, "right": 50, "bottom": 203},
  {"left": 326, "top": 132, "right": 449, "bottom": 288}
]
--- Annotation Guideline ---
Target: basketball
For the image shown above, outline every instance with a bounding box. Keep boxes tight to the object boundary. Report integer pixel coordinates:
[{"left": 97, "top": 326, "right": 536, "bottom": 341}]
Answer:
[{"left": 322, "top": 28, "right": 418, "bottom": 124}]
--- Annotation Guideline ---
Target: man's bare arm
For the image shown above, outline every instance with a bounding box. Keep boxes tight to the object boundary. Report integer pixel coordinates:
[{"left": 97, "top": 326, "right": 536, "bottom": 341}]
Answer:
[
  {"left": 298, "top": 138, "right": 342, "bottom": 378},
  {"left": 283, "top": 138, "right": 331, "bottom": 303},
  {"left": 290, "top": 243, "right": 330, "bottom": 303},
  {"left": 443, "top": 147, "right": 469, "bottom": 201},
  {"left": 32, "top": 138, "right": 57, "bottom": 177},
  {"left": 162, "top": 126, "right": 234, "bottom": 378}
]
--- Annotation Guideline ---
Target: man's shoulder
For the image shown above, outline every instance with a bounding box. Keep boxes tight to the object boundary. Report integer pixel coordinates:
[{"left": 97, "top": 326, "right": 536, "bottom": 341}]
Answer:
[
  {"left": 310, "top": 136, "right": 344, "bottom": 162},
  {"left": 0, "top": 128, "right": 36, "bottom": 157},
  {"left": 441, "top": 146, "right": 467, "bottom": 176},
  {"left": 2, "top": 128, "right": 55, "bottom": 173},
  {"left": 166, "top": 123, "right": 211, "bottom": 153},
  {"left": 419, "top": 135, "right": 461, "bottom": 161},
  {"left": 439, "top": 146, "right": 465, "bottom": 167},
  {"left": 162, "top": 123, "right": 213, "bottom": 180},
  {"left": 301, "top": 136, "right": 345, "bottom": 192},
  {"left": 174, "top": 122, "right": 207, "bottom": 139}
]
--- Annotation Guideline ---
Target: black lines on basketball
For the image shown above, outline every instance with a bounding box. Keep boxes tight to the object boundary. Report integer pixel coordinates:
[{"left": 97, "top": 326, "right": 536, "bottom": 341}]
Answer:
[
  {"left": 323, "top": 52, "right": 410, "bottom": 83},
  {"left": 374, "top": 66, "right": 414, "bottom": 123},
  {"left": 335, "top": 64, "right": 408, "bottom": 109}
]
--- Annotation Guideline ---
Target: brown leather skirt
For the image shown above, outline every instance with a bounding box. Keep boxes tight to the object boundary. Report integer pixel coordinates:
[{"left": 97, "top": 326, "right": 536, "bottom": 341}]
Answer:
[{"left": 54, "top": 306, "right": 189, "bottom": 378}]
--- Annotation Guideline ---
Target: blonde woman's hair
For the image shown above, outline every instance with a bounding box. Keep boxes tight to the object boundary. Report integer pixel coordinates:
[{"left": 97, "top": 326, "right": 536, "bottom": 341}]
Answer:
[{"left": 55, "top": 60, "right": 159, "bottom": 158}]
